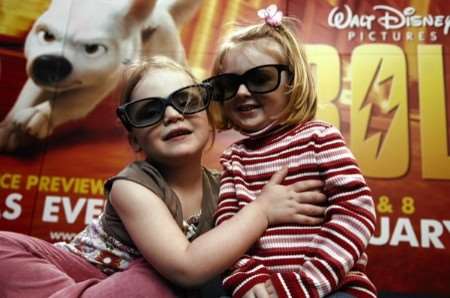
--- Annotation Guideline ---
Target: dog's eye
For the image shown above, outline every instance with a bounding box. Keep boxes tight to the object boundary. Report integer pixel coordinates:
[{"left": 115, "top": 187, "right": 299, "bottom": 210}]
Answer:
[
  {"left": 37, "top": 29, "right": 55, "bottom": 43},
  {"left": 84, "top": 44, "right": 107, "bottom": 57}
]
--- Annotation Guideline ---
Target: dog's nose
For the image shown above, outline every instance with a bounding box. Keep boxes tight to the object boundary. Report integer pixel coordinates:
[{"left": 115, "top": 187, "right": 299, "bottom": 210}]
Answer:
[{"left": 31, "top": 55, "right": 72, "bottom": 85}]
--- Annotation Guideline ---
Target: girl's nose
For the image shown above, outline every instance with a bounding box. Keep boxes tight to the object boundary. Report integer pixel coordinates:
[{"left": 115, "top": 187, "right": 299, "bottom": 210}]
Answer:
[
  {"left": 235, "top": 83, "right": 251, "bottom": 98},
  {"left": 163, "top": 105, "right": 184, "bottom": 125}
]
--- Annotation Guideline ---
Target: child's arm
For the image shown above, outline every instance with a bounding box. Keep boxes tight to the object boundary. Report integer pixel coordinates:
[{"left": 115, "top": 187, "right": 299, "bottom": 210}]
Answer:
[
  {"left": 109, "top": 167, "right": 324, "bottom": 288},
  {"left": 222, "top": 126, "right": 376, "bottom": 298}
]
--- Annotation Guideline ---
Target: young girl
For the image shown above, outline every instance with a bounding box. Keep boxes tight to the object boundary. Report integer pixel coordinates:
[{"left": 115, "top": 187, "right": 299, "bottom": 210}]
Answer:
[
  {"left": 206, "top": 5, "right": 377, "bottom": 298},
  {"left": 0, "top": 56, "right": 327, "bottom": 298}
]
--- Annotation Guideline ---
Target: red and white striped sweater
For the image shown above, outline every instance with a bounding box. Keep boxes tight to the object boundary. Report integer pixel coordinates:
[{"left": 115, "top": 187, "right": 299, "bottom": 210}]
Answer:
[{"left": 214, "top": 121, "right": 377, "bottom": 298}]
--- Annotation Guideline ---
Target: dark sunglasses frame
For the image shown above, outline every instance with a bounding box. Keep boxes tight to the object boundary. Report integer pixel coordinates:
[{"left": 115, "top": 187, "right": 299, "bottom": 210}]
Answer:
[
  {"left": 203, "top": 64, "right": 291, "bottom": 102},
  {"left": 117, "top": 83, "right": 211, "bottom": 130}
]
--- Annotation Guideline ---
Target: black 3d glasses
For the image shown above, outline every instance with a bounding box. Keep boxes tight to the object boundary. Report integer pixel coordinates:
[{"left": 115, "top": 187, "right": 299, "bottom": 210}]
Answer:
[
  {"left": 203, "top": 64, "right": 290, "bottom": 102},
  {"left": 117, "top": 83, "right": 211, "bottom": 129}
]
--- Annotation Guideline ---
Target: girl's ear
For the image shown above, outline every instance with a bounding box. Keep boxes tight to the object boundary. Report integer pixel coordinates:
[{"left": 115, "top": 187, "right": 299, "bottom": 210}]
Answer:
[{"left": 128, "top": 134, "right": 141, "bottom": 152}]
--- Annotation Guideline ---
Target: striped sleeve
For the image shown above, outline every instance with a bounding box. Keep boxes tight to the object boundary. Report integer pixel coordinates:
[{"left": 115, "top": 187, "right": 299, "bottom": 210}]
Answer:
[
  {"left": 266, "top": 125, "right": 377, "bottom": 297},
  {"left": 222, "top": 126, "right": 377, "bottom": 298},
  {"left": 223, "top": 257, "right": 272, "bottom": 297}
]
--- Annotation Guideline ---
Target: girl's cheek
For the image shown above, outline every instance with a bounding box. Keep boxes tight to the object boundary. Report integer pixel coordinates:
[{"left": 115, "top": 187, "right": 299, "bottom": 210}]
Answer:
[{"left": 222, "top": 103, "right": 233, "bottom": 116}]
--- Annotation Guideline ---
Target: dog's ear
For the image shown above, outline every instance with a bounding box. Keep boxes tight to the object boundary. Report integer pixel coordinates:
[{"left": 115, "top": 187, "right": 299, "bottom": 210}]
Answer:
[
  {"left": 125, "top": 0, "right": 157, "bottom": 26},
  {"left": 169, "top": 0, "right": 203, "bottom": 28}
]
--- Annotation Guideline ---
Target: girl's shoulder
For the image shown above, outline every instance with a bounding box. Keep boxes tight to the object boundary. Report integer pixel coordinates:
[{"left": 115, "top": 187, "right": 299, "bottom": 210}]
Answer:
[
  {"left": 104, "top": 160, "right": 184, "bottom": 228},
  {"left": 262, "top": 120, "right": 344, "bottom": 149},
  {"left": 292, "top": 120, "right": 343, "bottom": 138},
  {"left": 220, "top": 121, "right": 342, "bottom": 158},
  {"left": 104, "top": 160, "right": 167, "bottom": 199},
  {"left": 296, "top": 119, "right": 334, "bottom": 132}
]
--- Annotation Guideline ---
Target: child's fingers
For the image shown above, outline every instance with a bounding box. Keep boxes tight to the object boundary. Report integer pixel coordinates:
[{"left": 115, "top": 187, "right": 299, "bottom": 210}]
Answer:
[
  {"left": 265, "top": 280, "right": 278, "bottom": 298},
  {"left": 245, "top": 283, "right": 270, "bottom": 298},
  {"left": 290, "top": 179, "right": 324, "bottom": 192},
  {"left": 295, "top": 191, "right": 327, "bottom": 204},
  {"left": 291, "top": 213, "right": 324, "bottom": 225},
  {"left": 294, "top": 203, "right": 326, "bottom": 217},
  {"left": 242, "top": 291, "right": 256, "bottom": 298},
  {"left": 254, "top": 285, "right": 270, "bottom": 298},
  {"left": 267, "top": 166, "right": 289, "bottom": 185}
]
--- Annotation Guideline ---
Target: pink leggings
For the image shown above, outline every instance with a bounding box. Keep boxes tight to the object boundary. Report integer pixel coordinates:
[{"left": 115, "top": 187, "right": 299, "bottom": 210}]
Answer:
[{"left": 0, "top": 231, "right": 176, "bottom": 298}]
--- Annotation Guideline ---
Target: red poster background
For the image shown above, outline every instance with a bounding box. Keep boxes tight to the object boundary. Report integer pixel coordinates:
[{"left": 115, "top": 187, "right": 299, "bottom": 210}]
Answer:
[{"left": 1, "top": 1, "right": 449, "bottom": 297}]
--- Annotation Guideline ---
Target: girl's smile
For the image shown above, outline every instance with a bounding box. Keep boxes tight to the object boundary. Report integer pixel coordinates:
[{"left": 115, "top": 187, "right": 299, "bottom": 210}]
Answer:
[
  {"left": 235, "top": 100, "right": 261, "bottom": 113},
  {"left": 162, "top": 125, "right": 193, "bottom": 142},
  {"left": 221, "top": 39, "right": 290, "bottom": 133}
]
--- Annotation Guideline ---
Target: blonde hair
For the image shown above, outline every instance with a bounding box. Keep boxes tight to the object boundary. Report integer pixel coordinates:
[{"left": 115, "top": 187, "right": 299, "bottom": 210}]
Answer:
[
  {"left": 121, "top": 56, "right": 197, "bottom": 105},
  {"left": 120, "top": 55, "right": 216, "bottom": 142},
  {"left": 209, "top": 18, "right": 317, "bottom": 130}
]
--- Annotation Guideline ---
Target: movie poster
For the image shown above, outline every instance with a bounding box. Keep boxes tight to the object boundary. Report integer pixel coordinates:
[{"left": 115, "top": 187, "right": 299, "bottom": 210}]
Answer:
[{"left": 0, "top": 0, "right": 449, "bottom": 297}]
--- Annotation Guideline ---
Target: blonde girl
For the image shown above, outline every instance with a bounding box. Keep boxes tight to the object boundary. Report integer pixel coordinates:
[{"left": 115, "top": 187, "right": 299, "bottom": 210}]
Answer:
[{"left": 206, "top": 5, "right": 377, "bottom": 298}]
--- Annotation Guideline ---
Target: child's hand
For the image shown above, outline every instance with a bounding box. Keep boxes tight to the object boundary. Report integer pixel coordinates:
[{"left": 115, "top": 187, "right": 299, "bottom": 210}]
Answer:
[
  {"left": 242, "top": 280, "right": 278, "bottom": 298},
  {"left": 254, "top": 166, "right": 326, "bottom": 225}
]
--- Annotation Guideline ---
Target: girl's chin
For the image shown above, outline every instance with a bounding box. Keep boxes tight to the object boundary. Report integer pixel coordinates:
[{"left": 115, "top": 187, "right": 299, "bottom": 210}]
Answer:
[
  {"left": 165, "top": 149, "right": 199, "bottom": 158},
  {"left": 238, "top": 122, "right": 271, "bottom": 133},
  {"left": 162, "top": 145, "right": 205, "bottom": 160},
  {"left": 152, "top": 152, "right": 202, "bottom": 167},
  {"left": 232, "top": 114, "right": 274, "bottom": 131}
]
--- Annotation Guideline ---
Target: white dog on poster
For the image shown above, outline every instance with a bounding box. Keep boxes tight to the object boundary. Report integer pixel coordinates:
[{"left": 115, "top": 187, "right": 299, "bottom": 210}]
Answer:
[{"left": 0, "top": 0, "right": 201, "bottom": 152}]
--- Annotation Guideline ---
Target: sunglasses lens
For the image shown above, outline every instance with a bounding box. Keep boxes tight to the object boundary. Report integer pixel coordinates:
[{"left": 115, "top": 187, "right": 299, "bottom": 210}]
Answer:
[
  {"left": 126, "top": 99, "right": 164, "bottom": 127},
  {"left": 172, "top": 85, "right": 209, "bottom": 114},
  {"left": 206, "top": 65, "right": 285, "bottom": 101},
  {"left": 246, "top": 65, "right": 280, "bottom": 93},
  {"left": 208, "top": 74, "right": 240, "bottom": 101}
]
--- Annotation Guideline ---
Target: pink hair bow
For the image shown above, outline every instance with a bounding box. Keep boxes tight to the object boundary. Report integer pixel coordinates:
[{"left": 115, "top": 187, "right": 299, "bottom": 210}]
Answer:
[{"left": 257, "top": 4, "right": 283, "bottom": 27}]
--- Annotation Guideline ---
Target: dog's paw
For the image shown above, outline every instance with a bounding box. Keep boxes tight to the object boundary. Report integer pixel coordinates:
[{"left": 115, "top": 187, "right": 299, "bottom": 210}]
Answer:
[
  {"left": 0, "top": 120, "right": 40, "bottom": 153},
  {"left": 0, "top": 120, "right": 21, "bottom": 152},
  {"left": 26, "top": 109, "right": 53, "bottom": 139},
  {"left": 12, "top": 106, "right": 53, "bottom": 139}
]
